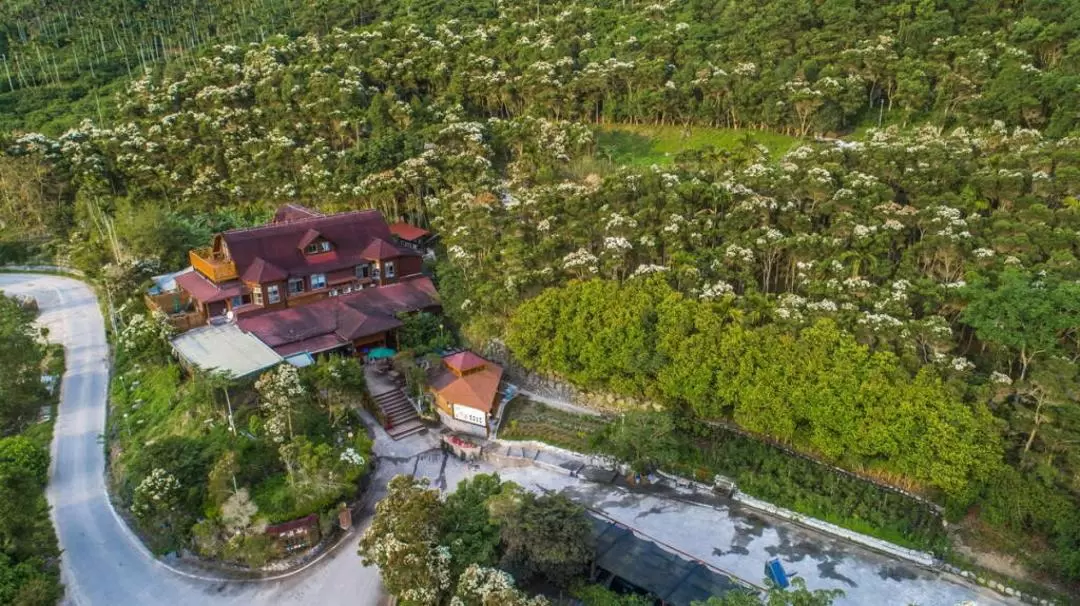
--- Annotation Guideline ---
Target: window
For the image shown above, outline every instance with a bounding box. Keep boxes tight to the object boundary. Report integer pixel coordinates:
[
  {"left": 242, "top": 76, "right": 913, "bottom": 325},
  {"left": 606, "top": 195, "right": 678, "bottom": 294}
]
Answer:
[
  {"left": 267, "top": 284, "right": 281, "bottom": 304},
  {"left": 253, "top": 290, "right": 263, "bottom": 305},
  {"left": 288, "top": 277, "right": 305, "bottom": 294},
  {"left": 304, "top": 243, "right": 319, "bottom": 254},
  {"left": 329, "top": 288, "right": 339, "bottom": 297},
  {"left": 384, "top": 261, "right": 396, "bottom": 278},
  {"left": 355, "top": 264, "right": 370, "bottom": 279},
  {"left": 310, "top": 273, "right": 327, "bottom": 289},
  {"left": 320, "top": 241, "right": 331, "bottom": 252},
  {"left": 230, "top": 295, "right": 243, "bottom": 308}
]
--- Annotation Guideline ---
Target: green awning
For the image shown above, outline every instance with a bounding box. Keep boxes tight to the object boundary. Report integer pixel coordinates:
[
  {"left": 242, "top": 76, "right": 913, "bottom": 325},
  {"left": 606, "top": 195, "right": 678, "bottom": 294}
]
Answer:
[{"left": 366, "top": 347, "right": 396, "bottom": 359}]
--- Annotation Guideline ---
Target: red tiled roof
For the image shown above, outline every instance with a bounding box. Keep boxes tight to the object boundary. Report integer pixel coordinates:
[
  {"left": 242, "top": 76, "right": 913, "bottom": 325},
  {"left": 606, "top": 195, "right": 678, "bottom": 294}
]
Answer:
[
  {"left": 222, "top": 209, "right": 406, "bottom": 279},
  {"left": 175, "top": 272, "right": 245, "bottom": 303},
  {"left": 273, "top": 204, "right": 322, "bottom": 223},
  {"left": 360, "top": 238, "right": 401, "bottom": 261},
  {"left": 431, "top": 356, "right": 503, "bottom": 413},
  {"left": 238, "top": 277, "right": 439, "bottom": 354},
  {"left": 389, "top": 222, "right": 430, "bottom": 242},
  {"left": 444, "top": 351, "right": 488, "bottom": 373},
  {"left": 241, "top": 257, "right": 288, "bottom": 283}
]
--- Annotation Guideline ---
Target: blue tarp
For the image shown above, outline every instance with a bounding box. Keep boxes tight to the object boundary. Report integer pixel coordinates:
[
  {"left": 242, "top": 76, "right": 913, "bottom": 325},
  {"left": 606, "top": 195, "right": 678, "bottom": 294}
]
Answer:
[{"left": 765, "top": 558, "right": 789, "bottom": 589}]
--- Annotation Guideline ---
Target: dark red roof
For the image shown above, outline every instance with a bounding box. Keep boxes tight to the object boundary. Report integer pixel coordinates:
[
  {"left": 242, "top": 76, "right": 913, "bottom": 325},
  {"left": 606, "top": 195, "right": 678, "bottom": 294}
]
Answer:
[
  {"left": 389, "top": 222, "right": 430, "bottom": 242},
  {"left": 241, "top": 257, "right": 287, "bottom": 283},
  {"left": 175, "top": 272, "right": 245, "bottom": 303},
  {"left": 266, "top": 513, "right": 319, "bottom": 536},
  {"left": 444, "top": 351, "right": 488, "bottom": 373},
  {"left": 274, "top": 334, "right": 346, "bottom": 357},
  {"left": 273, "top": 204, "right": 322, "bottom": 223},
  {"left": 222, "top": 209, "right": 409, "bottom": 280},
  {"left": 238, "top": 277, "right": 439, "bottom": 354}
]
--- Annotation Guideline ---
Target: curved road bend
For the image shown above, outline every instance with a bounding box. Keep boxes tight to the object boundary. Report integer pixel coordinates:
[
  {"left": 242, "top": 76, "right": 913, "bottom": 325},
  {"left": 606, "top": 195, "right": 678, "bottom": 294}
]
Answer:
[{"left": 0, "top": 274, "right": 385, "bottom": 606}]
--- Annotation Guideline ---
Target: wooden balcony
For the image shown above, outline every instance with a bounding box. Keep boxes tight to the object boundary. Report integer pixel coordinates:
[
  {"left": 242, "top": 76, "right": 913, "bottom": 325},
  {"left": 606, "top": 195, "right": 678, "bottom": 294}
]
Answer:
[
  {"left": 144, "top": 292, "right": 206, "bottom": 332},
  {"left": 190, "top": 248, "right": 237, "bottom": 282}
]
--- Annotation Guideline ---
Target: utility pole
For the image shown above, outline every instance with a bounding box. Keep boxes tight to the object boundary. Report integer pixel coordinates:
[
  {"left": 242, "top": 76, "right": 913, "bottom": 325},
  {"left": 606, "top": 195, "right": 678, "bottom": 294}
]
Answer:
[{"left": 223, "top": 386, "right": 236, "bottom": 434}]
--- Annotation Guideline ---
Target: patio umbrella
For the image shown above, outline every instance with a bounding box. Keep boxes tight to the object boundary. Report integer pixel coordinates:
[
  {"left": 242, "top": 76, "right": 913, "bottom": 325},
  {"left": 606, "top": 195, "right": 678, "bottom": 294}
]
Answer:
[{"left": 366, "top": 347, "right": 396, "bottom": 359}]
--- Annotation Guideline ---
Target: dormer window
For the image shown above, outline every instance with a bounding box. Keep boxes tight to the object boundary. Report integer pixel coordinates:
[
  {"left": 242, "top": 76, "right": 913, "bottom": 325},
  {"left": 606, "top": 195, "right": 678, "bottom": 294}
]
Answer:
[
  {"left": 299, "top": 229, "right": 332, "bottom": 255},
  {"left": 304, "top": 240, "right": 331, "bottom": 254}
]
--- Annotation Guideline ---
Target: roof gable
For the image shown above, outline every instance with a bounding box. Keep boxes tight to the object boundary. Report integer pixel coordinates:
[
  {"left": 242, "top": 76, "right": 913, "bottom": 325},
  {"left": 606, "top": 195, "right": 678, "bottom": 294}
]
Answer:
[
  {"left": 241, "top": 257, "right": 288, "bottom": 283},
  {"left": 360, "top": 237, "right": 401, "bottom": 261},
  {"left": 444, "top": 351, "right": 488, "bottom": 373}
]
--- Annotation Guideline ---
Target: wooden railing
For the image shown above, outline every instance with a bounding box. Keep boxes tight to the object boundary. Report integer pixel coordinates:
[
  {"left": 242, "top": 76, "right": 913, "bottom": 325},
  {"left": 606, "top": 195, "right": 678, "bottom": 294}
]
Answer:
[{"left": 189, "top": 248, "right": 237, "bottom": 282}]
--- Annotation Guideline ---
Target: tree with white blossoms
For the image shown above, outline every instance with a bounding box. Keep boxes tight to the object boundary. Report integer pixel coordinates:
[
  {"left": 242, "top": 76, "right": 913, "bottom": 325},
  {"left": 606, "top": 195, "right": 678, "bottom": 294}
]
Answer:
[
  {"left": 221, "top": 488, "right": 260, "bottom": 536},
  {"left": 255, "top": 364, "right": 306, "bottom": 443},
  {"left": 358, "top": 475, "right": 452, "bottom": 606},
  {"left": 131, "top": 468, "right": 182, "bottom": 521},
  {"left": 450, "top": 564, "right": 549, "bottom": 606}
]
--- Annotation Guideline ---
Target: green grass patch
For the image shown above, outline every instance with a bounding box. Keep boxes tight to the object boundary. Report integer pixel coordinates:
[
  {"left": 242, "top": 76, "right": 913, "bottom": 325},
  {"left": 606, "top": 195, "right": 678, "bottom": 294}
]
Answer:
[
  {"left": 594, "top": 124, "right": 800, "bottom": 167},
  {"left": 499, "top": 399, "right": 608, "bottom": 453}
]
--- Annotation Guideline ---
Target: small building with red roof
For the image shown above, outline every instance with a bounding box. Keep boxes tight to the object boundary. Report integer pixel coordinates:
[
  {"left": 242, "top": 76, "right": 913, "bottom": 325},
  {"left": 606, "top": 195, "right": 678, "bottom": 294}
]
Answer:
[{"left": 429, "top": 351, "right": 504, "bottom": 435}]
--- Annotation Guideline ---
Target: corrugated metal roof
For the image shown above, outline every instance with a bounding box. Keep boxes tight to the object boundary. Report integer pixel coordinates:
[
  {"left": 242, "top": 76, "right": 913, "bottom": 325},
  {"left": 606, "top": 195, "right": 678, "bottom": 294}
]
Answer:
[{"left": 171, "top": 322, "right": 283, "bottom": 379}]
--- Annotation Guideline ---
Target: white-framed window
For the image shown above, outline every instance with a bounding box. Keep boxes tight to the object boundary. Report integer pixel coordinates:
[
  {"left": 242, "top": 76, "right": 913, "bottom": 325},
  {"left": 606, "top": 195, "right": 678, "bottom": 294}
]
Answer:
[
  {"left": 288, "top": 277, "right": 304, "bottom": 294},
  {"left": 329, "top": 289, "right": 339, "bottom": 297},
  {"left": 355, "top": 264, "right": 370, "bottom": 279},
  {"left": 384, "top": 261, "right": 396, "bottom": 278},
  {"left": 310, "top": 273, "right": 327, "bottom": 289},
  {"left": 253, "top": 289, "right": 263, "bottom": 305},
  {"left": 320, "top": 241, "right": 331, "bottom": 252},
  {"left": 267, "top": 284, "right": 281, "bottom": 304}
]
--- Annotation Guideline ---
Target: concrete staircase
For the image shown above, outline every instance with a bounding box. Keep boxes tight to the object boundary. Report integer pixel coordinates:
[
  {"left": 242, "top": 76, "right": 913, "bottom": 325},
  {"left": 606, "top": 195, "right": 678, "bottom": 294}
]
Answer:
[{"left": 372, "top": 389, "right": 426, "bottom": 440}]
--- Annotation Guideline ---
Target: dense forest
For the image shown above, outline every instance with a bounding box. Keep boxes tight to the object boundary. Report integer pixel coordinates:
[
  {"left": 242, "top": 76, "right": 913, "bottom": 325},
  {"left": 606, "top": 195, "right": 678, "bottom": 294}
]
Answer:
[{"left": 3, "top": 0, "right": 1080, "bottom": 594}]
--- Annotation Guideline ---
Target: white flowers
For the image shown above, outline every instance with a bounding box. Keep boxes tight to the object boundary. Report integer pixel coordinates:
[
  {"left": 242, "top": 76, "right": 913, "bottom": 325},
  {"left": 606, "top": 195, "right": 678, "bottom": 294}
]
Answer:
[
  {"left": 724, "top": 244, "right": 754, "bottom": 263},
  {"left": 562, "top": 248, "right": 599, "bottom": 273},
  {"left": 700, "top": 280, "right": 734, "bottom": 300},
  {"left": 990, "top": 371, "right": 1013, "bottom": 385},
  {"left": 951, "top": 357, "right": 975, "bottom": 372},
  {"left": 631, "top": 264, "right": 667, "bottom": 278},
  {"left": 972, "top": 248, "right": 995, "bottom": 258},
  {"left": 340, "top": 447, "right": 366, "bottom": 466},
  {"left": 603, "top": 236, "right": 633, "bottom": 253}
]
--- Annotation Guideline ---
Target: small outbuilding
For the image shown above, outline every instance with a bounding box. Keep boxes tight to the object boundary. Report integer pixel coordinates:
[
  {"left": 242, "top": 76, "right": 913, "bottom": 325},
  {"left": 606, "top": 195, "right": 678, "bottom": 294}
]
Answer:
[{"left": 429, "top": 351, "right": 503, "bottom": 436}]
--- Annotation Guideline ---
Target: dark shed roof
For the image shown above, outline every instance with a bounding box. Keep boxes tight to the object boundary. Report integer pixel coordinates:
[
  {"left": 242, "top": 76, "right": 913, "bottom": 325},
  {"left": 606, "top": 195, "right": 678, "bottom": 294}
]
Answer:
[{"left": 590, "top": 516, "right": 745, "bottom": 606}]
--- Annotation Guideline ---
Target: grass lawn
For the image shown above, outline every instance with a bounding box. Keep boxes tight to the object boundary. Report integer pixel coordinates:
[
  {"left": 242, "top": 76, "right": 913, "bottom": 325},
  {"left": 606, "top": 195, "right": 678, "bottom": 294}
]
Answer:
[
  {"left": 499, "top": 398, "right": 609, "bottom": 453},
  {"left": 594, "top": 123, "right": 801, "bottom": 167}
]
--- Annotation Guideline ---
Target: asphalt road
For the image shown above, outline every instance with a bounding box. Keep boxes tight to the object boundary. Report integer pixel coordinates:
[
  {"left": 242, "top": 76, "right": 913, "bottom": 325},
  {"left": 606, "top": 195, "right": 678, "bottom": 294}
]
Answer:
[{"left": 0, "top": 274, "right": 387, "bottom": 606}]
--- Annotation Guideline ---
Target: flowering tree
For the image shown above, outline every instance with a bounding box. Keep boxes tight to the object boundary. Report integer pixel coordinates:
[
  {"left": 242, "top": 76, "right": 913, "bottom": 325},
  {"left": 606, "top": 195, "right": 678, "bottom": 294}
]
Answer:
[
  {"left": 358, "top": 476, "right": 452, "bottom": 606},
  {"left": 255, "top": 364, "right": 306, "bottom": 443}
]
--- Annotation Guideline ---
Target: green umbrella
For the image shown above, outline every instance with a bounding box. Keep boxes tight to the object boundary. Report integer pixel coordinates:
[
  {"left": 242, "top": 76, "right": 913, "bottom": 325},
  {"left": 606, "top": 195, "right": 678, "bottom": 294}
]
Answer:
[{"left": 366, "top": 347, "right": 396, "bottom": 359}]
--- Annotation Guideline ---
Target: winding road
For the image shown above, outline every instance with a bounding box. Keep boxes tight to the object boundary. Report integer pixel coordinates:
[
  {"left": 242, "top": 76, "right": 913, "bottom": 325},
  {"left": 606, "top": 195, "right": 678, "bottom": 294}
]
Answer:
[
  {"left": 0, "top": 273, "right": 386, "bottom": 606},
  {"left": 1, "top": 273, "right": 1019, "bottom": 606}
]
